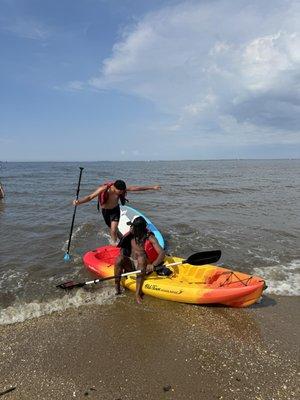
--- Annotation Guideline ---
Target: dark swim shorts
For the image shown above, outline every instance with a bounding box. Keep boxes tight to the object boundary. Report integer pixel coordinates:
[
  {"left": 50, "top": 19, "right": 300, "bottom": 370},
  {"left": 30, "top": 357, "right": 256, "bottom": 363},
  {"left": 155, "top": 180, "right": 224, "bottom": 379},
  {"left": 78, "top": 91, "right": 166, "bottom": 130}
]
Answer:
[{"left": 101, "top": 205, "right": 121, "bottom": 228}]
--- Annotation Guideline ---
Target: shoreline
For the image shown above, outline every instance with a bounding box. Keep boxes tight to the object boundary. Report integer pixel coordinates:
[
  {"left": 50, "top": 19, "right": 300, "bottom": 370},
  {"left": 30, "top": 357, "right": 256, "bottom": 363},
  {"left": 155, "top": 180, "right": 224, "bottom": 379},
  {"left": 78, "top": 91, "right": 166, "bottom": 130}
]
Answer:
[
  {"left": 0, "top": 294, "right": 299, "bottom": 399},
  {"left": 2, "top": 158, "right": 300, "bottom": 163}
]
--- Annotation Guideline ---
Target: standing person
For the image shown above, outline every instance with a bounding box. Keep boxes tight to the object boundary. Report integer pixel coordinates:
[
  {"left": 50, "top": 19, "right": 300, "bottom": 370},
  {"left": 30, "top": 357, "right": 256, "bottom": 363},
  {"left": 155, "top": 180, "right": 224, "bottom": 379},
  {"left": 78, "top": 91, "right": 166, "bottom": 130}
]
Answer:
[
  {"left": 73, "top": 180, "right": 161, "bottom": 244},
  {"left": 0, "top": 181, "right": 4, "bottom": 199},
  {"left": 115, "top": 216, "right": 167, "bottom": 304}
]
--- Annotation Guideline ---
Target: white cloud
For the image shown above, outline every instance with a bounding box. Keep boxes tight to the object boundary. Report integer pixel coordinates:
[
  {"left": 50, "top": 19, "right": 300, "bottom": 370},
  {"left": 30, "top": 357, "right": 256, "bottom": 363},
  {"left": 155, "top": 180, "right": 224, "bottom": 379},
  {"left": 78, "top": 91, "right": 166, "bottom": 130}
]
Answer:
[
  {"left": 209, "top": 41, "right": 231, "bottom": 56},
  {"left": 66, "top": 81, "right": 85, "bottom": 91},
  {"left": 184, "top": 93, "right": 216, "bottom": 116},
  {"left": 1, "top": 17, "right": 49, "bottom": 40},
  {"left": 89, "top": 0, "right": 300, "bottom": 144},
  {"left": 241, "top": 31, "right": 300, "bottom": 91},
  {"left": 53, "top": 80, "right": 86, "bottom": 92}
]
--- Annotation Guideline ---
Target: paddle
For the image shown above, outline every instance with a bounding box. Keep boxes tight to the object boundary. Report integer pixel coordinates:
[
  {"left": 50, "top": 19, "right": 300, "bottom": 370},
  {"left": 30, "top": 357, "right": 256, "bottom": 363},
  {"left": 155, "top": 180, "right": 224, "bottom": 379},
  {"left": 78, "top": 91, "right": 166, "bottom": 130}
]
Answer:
[
  {"left": 64, "top": 167, "right": 84, "bottom": 261},
  {"left": 57, "top": 269, "right": 140, "bottom": 290},
  {"left": 166, "top": 250, "right": 221, "bottom": 268},
  {"left": 57, "top": 249, "right": 221, "bottom": 290}
]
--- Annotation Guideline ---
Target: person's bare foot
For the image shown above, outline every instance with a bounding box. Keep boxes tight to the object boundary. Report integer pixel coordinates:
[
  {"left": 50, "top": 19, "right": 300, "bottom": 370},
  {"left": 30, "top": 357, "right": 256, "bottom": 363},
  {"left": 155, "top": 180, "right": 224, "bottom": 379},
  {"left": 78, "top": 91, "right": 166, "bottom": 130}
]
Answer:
[{"left": 135, "top": 295, "right": 143, "bottom": 304}]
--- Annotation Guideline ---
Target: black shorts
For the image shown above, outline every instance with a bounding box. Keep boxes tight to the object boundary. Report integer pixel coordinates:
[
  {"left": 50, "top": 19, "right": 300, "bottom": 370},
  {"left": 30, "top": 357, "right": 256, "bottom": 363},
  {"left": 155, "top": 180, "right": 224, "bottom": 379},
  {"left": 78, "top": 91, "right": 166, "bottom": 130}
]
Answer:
[{"left": 101, "top": 205, "right": 120, "bottom": 228}]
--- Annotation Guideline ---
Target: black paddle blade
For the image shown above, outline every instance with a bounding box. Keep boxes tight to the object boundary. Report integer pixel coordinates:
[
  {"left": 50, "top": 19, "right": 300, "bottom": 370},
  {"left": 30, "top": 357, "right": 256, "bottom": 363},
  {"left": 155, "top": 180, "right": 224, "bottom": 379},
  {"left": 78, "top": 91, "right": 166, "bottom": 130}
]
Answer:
[
  {"left": 185, "top": 250, "right": 221, "bottom": 266},
  {"left": 56, "top": 281, "right": 85, "bottom": 290}
]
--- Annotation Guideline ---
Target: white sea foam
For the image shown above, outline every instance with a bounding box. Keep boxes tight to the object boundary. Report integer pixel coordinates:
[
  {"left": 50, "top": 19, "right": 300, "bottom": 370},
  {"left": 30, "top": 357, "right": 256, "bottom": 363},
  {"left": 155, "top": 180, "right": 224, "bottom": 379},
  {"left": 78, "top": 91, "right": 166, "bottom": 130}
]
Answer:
[
  {"left": 247, "top": 249, "right": 280, "bottom": 264},
  {"left": 0, "top": 269, "right": 28, "bottom": 290},
  {"left": 0, "top": 286, "right": 115, "bottom": 326},
  {"left": 253, "top": 260, "right": 300, "bottom": 296},
  {"left": 97, "top": 230, "right": 111, "bottom": 242},
  {"left": 61, "top": 224, "right": 85, "bottom": 252}
]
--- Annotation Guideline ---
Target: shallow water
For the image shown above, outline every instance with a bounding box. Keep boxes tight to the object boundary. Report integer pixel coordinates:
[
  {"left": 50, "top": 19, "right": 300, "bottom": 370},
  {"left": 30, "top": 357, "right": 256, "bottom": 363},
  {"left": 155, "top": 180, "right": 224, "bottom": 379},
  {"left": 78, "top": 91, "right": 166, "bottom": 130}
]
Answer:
[{"left": 0, "top": 160, "right": 299, "bottom": 324}]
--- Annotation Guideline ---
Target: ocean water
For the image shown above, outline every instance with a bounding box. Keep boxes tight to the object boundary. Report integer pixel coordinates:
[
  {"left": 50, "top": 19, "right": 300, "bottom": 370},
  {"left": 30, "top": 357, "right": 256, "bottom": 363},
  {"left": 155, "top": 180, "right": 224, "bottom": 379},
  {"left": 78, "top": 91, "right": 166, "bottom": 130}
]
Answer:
[{"left": 0, "top": 160, "right": 299, "bottom": 325}]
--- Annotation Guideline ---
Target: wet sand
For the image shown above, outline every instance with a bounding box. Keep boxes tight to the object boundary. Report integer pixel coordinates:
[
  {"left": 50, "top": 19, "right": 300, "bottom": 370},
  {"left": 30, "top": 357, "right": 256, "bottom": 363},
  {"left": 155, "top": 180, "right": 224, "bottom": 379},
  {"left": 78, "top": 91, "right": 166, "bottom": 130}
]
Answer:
[{"left": 0, "top": 294, "right": 299, "bottom": 400}]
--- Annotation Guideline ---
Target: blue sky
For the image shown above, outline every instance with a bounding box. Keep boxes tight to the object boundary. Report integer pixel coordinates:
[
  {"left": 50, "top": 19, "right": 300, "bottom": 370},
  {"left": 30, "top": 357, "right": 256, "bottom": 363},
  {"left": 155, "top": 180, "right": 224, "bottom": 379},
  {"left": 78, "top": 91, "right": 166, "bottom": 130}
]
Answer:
[{"left": 0, "top": 0, "right": 299, "bottom": 161}]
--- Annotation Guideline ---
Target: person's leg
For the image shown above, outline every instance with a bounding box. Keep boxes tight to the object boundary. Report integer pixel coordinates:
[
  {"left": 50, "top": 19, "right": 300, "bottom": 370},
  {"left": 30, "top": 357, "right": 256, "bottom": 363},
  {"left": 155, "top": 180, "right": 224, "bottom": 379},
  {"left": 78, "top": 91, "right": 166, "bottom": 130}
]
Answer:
[
  {"left": 135, "top": 254, "right": 148, "bottom": 304},
  {"left": 114, "top": 255, "right": 123, "bottom": 295},
  {"left": 101, "top": 209, "right": 111, "bottom": 228},
  {"left": 110, "top": 220, "right": 119, "bottom": 244},
  {"left": 110, "top": 205, "right": 121, "bottom": 244},
  {"left": 114, "top": 255, "right": 134, "bottom": 295}
]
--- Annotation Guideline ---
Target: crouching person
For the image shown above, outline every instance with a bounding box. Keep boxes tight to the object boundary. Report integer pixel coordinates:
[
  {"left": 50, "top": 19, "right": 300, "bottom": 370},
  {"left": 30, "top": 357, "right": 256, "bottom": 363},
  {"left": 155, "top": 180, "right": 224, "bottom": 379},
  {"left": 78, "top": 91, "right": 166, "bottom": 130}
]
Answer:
[{"left": 115, "top": 216, "right": 167, "bottom": 304}]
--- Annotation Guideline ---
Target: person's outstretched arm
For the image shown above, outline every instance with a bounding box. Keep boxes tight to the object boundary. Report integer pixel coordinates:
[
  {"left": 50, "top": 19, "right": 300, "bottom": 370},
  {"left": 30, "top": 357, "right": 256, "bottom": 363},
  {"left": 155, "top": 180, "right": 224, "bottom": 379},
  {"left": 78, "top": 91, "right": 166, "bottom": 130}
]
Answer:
[
  {"left": 73, "top": 185, "right": 107, "bottom": 206},
  {"left": 127, "top": 185, "right": 161, "bottom": 192}
]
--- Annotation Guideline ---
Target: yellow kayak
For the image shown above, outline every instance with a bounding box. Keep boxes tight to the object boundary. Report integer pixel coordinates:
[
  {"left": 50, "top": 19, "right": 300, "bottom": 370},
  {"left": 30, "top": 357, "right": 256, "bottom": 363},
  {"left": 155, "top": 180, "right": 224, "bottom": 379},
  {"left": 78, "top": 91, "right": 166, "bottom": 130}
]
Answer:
[{"left": 83, "top": 246, "right": 266, "bottom": 307}]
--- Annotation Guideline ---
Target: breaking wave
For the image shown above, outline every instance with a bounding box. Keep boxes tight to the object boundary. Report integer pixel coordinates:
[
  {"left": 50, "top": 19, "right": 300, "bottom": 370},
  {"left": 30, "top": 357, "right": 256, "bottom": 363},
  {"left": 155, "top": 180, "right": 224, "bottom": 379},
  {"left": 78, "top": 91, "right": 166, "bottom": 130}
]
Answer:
[
  {"left": 253, "top": 260, "right": 300, "bottom": 296},
  {"left": 0, "top": 286, "right": 116, "bottom": 326}
]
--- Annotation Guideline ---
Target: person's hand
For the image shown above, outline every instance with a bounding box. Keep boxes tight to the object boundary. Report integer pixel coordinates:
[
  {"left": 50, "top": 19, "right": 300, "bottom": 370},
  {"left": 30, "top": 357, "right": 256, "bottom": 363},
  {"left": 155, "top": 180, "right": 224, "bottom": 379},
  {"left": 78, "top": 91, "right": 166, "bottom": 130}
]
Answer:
[
  {"left": 73, "top": 199, "right": 79, "bottom": 206},
  {"left": 146, "top": 264, "right": 154, "bottom": 274},
  {"left": 153, "top": 185, "right": 161, "bottom": 190}
]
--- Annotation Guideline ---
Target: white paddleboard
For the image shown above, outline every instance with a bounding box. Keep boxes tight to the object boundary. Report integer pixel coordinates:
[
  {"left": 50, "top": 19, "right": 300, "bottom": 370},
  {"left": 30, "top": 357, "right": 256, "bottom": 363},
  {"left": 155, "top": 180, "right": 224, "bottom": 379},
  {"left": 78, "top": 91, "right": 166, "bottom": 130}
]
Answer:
[{"left": 118, "top": 205, "right": 165, "bottom": 248}]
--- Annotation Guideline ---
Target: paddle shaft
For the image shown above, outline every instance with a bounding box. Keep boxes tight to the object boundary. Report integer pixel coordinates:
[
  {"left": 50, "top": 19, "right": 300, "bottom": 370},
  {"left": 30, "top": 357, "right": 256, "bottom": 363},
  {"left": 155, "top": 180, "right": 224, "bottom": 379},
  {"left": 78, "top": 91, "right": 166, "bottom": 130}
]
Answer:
[
  {"left": 166, "top": 260, "right": 186, "bottom": 268},
  {"left": 85, "top": 263, "right": 186, "bottom": 285},
  {"left": 85, "top": 269, "right": 141, "bottom": 286},
  {"left": 66, "top": 167, "right": 84, "bottom": 255}
]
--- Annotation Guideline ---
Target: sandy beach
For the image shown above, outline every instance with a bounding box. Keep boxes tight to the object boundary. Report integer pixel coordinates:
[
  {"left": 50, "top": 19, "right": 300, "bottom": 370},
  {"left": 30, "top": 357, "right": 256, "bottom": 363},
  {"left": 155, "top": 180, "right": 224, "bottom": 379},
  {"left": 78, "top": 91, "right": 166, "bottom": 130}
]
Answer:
[{"left": 0, "top": 294, "right": 299, "bottom": 400}]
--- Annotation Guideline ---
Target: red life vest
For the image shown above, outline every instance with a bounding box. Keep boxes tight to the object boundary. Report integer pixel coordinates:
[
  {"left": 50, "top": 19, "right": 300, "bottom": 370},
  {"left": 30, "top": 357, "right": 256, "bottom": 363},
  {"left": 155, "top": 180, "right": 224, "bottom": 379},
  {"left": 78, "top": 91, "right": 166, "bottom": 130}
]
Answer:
[
  {"left": 144, "top": 235, "right": 159, "bottom": 263},
  {"left": 97, "top": 182, "right": 128, "bottom": 209},
  {"left": 98, "top": 182, "right": 114, "bottom": 206}
]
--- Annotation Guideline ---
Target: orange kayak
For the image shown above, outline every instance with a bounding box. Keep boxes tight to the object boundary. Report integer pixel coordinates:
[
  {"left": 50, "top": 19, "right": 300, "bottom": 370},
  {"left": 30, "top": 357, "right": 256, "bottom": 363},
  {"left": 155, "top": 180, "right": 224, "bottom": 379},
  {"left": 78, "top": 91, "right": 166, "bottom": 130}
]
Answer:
[{"left": 83, "top": 246, "right": 266, "bottom": 307}]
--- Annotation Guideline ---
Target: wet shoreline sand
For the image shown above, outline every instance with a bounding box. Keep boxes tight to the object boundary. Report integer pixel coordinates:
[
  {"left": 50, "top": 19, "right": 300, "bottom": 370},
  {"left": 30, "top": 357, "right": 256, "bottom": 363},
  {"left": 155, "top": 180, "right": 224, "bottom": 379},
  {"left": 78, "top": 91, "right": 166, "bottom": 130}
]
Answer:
[{"left": 0, "top": 294, "right": 299, "bottom": 399}]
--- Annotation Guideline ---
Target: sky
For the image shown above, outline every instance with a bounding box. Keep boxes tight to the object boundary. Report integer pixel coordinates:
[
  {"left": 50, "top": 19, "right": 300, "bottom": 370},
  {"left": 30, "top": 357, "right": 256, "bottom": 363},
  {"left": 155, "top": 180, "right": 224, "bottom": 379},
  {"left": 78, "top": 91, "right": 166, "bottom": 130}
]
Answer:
[{"left": 0, "top": 0, "right": 299, "bottom": 161}]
